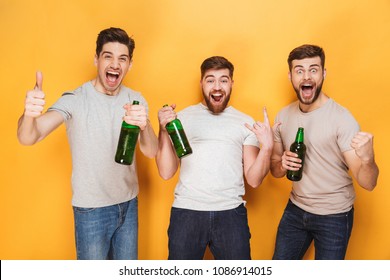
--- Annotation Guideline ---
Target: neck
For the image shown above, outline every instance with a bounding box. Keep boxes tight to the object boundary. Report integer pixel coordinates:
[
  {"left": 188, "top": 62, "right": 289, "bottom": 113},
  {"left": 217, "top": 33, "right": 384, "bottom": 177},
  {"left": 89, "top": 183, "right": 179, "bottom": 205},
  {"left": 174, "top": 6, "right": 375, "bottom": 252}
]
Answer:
[{"left": 299, "top": 92, "right": 329, "bottom": 113}]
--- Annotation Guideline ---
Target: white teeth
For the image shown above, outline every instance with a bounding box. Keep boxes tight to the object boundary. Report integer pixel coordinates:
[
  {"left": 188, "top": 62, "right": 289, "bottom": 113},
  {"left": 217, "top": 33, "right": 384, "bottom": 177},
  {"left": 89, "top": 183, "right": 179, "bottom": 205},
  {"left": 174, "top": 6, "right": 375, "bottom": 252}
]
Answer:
[
  {"left": 212, "top": 93, "right": 222, "bottom": 97},
  {"left": 107, "top": 71, "right": 119, "bottom": 76}
]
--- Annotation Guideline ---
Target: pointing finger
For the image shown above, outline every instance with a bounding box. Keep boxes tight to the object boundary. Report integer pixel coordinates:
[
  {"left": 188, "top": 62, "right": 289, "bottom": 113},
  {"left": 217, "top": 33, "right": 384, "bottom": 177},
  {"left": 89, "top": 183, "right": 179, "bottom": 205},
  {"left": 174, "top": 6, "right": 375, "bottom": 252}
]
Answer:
[{"left": 263, "top": 106, "right": 270, "bottom": 124}]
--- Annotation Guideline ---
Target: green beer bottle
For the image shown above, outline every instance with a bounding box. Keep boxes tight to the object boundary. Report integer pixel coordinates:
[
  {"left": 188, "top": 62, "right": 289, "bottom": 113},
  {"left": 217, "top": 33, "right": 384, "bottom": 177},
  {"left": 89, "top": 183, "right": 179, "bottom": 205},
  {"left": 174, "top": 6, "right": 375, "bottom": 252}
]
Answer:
[
  {"left": 115, "top": 100, "right": 140, "bottom": 165},
  {"left": 286, "top": 127, "right": 306, "bottom": 181},
  {"left": 163, "top": 104, "right": 192, "bottom": 158}
]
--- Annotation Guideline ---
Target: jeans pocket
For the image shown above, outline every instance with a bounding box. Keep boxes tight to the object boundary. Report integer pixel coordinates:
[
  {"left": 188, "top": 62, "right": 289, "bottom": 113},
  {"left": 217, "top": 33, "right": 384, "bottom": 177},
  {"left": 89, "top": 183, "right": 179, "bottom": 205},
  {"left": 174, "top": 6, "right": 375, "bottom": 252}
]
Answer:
[
  {"left": 73, "top": 206, "right": 97, "bottom": 213},
  {"left": 234, "top": 204, "right": 247, "bottom": 216}
]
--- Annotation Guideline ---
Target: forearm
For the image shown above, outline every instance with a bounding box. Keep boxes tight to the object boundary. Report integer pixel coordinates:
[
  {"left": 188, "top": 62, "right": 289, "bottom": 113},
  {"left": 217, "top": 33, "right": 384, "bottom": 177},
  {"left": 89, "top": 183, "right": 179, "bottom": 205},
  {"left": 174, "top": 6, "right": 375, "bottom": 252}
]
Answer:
[
  {"left": 245, "top": 147, "right": 272, "bottom": 188},
  {"left": 356, "top": 160, "right": 379, "bottom": 191},
  {"left": 139, "top": 120, "right": 158, "bottom": 158},
  {"left": 17, "top": 115, "right": 42, "bottom": 145},
  {"left": 156, "top": 129, "right": 179, "bottom": 180},
  {"left": 270, "top": 158, "right": 287, "bottom": 178}
]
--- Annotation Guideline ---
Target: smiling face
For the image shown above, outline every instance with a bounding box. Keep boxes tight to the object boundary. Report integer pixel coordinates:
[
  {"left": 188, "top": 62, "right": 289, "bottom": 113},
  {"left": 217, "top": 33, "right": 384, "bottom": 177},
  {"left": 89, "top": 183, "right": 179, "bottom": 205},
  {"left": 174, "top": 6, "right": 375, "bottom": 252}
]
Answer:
[
  {"left": 201, "top": 68, "right": 233, "bottom": 113},
  {"left": 289, "top": 56, "right": 326, "bottom": 111},
  {"left": 93, "top": 42, "right": 132, "bottom": 95}
]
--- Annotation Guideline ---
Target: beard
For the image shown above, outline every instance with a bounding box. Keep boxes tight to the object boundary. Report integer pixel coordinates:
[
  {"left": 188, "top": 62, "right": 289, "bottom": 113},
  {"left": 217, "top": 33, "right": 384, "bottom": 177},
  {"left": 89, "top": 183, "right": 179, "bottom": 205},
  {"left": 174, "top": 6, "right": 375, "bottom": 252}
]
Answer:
[
  {"left": 202, "top": 89, "right": 231, "bottom": 114},
  {"left": 293, "top": 79, "right": 324, "bottom": 105}
]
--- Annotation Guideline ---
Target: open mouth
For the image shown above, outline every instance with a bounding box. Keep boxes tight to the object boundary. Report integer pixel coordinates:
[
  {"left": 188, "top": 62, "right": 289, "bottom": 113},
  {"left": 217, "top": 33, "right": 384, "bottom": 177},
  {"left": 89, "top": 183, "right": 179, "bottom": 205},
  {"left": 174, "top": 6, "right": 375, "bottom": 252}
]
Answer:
[
  {"left": 106, "top": 71, "right": 120, "bottom": 84},
  {"left": 211, "top": 92, "right": 224, "bottom": 103},
  {"left": 301, "top": 84, "right": 314, "bottom": 97}
]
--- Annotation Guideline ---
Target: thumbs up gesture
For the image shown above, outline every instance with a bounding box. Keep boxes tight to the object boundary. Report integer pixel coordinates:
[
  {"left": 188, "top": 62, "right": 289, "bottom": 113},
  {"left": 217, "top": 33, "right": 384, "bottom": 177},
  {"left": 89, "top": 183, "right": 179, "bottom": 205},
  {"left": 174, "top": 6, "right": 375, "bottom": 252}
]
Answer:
[{"left": 24, "top": 71, "right": 45, "bottom": 118}]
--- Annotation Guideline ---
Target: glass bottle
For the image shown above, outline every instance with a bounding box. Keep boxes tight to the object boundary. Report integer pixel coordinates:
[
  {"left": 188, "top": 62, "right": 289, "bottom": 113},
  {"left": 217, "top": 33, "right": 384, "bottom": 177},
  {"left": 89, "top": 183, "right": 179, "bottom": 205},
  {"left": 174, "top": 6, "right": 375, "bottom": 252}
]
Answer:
[
  {"left": 286, "top": 127, "right": 306, "bottom": 181},
  {"left": 164, "top": 104, "right": 192, "bottom": 158},
  {"left": 115, "top": 100, "right": 140, "bottom": 165}
]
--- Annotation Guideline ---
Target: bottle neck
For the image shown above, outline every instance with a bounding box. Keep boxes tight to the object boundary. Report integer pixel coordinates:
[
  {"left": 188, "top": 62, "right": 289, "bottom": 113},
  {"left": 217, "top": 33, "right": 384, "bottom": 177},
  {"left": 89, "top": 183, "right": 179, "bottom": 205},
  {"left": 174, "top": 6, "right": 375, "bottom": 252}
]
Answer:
[{"left": 296, "top": 128, "right": 304, "bottom": 143}]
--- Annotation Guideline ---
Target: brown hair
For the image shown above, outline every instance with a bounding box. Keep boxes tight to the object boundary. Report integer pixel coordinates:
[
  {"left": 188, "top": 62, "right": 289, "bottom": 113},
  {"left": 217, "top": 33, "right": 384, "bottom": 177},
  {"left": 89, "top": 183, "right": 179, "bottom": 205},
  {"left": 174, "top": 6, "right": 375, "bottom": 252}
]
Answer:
[
  {"left": 200, "top": 56, "right": 234, "bottom": 79},
  {"left": 96, "top": 27, "right": 135, "bottom": 59},
  {"left": 287, "top": 44, "right": 325, "bottom": 71}
]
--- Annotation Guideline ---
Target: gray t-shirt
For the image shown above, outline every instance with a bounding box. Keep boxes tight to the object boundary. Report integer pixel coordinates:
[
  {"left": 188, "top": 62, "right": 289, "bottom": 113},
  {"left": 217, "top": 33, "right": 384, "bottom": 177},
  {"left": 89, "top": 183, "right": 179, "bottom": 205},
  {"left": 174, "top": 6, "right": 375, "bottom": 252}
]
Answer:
[
  {"left": 48, "top": 81, "right": 148, "bottom": 207},
  {"left": 172, "top": 103, "right": 259, "bottom": 211},
  {"left": 274, "top": 98, "right": 360, "bottom": 215}
]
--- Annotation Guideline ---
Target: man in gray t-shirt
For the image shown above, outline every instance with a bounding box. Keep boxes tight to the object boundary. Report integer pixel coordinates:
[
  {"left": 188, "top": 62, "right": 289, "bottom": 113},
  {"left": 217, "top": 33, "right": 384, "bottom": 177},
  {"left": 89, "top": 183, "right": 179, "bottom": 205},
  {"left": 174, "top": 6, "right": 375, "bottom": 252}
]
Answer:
[
  {"left": 270, "top": 44, "right": 379, "bottom": 260},
  {"left": 156, "top": 56, "right": 275, "bottom": 260},
  {"left": 17, "top": 27, "right": 158, "bottom": 260}
]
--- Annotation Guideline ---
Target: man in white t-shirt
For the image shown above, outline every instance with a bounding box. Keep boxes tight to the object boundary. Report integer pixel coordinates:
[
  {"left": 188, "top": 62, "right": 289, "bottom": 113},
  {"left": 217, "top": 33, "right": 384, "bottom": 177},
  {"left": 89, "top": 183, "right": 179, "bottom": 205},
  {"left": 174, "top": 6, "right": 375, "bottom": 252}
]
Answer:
[
  {"left": 156, "top": 56, "right": 275, "bottom": 259},
  {"left": 270, "top": 44, "right": 379, "bottom": 260}
]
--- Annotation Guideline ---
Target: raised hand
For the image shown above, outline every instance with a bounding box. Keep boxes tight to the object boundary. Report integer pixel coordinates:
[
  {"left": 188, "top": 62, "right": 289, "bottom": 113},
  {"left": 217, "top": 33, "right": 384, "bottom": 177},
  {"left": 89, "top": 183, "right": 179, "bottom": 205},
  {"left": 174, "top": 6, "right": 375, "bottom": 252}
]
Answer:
[
  {"left": 24, "top": 71, "right": 45, "bottom": 118},
  {"left": 123, "top": 102, "right": 149, "bottom": 130},
  {"left": 158, "top": 104, "right": 177, "bottom": 129},
  {"left": 245, "top": 106, "right": 277, "bottom": 151},
  {"left": 351, "top": 132, "right": 375, "bottom": 163}
]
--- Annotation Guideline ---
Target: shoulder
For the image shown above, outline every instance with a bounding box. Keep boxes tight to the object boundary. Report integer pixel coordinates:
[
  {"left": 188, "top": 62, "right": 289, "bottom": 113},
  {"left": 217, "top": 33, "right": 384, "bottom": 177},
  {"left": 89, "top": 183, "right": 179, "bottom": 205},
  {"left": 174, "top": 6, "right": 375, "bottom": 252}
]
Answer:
[
  {"left": 227, "top": 106, "right": 255, "bottom": 122},
  {"left": 276, "top": 101, "right": 299, "bottom": 119}
]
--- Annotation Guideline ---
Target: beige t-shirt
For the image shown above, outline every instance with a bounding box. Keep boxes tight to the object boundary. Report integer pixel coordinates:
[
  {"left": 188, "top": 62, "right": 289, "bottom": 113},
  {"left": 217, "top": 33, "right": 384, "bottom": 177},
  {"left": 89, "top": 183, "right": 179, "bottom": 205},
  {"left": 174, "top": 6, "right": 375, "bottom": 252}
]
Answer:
[{"left": 274, "top": 99, "right": 360, "bottom": 215}]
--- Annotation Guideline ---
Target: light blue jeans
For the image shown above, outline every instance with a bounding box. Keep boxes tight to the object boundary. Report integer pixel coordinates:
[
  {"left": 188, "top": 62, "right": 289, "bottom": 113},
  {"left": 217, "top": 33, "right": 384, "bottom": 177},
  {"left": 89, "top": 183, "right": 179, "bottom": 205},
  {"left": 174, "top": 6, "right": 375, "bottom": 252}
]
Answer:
[{"left": 73, "top": 197, "right": 138, "bottom": 260}]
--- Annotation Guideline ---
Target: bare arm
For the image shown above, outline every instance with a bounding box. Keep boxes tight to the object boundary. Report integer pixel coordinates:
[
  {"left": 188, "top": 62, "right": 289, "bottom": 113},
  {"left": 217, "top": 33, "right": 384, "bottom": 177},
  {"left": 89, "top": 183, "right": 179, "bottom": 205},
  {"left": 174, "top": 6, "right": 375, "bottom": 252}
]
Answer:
[
  {"left": 270, "top": 141, "right": 287, "bottom": 178},
  {"left": 344, "top": 132, "right": 379, "bottom": 191},
  {"left": 17, "top": 71, "right": 64, "bottom": 145},
  {"left": 155, "top": 104, "right": 180, "bottom": 180},
  {"left": 243, "top": 107, "right": 276, "bottom": 187}
]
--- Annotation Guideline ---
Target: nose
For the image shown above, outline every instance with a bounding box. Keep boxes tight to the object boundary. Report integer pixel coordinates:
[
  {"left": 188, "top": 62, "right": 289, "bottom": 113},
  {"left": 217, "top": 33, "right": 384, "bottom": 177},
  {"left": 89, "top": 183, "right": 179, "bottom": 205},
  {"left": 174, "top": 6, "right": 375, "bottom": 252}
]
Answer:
[
  {"left": 213, "top": 81, "right": 222, "bottom": 90},
  {"left": 110, "top": 58, "right": 120, "bottom": 68},
  {"left": 303, "top": 71, "right": 311, "bottom": 80}
]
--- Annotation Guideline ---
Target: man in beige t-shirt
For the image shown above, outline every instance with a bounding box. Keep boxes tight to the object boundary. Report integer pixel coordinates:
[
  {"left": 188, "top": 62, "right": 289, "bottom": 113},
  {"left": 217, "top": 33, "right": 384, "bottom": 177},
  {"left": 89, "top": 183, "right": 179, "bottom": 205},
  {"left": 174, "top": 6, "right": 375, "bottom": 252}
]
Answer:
[{"left": 270, "top": 44, "right": 379, "bottom": 260}]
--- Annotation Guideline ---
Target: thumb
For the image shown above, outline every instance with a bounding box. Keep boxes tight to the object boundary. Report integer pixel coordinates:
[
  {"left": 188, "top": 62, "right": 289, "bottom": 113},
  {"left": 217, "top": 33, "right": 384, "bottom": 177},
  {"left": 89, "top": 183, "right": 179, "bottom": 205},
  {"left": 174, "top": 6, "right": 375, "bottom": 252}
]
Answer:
[
  {"left": 34, "top": 71, "right": 43, "bottom": 91},
  {"left": 272, "top": 122, "right": 282, "bottom": 132}
]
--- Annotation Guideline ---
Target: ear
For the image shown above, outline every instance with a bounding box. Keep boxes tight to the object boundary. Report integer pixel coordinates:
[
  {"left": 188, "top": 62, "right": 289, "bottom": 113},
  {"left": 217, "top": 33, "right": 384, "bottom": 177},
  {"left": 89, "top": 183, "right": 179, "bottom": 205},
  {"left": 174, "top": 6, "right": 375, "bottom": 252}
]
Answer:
[
  {"left": 288, "top": 72, "right": 292, "bottom": 81},
  {"left": 127, "top": 60, "right": 133, "bottom": 73},
  {"left": 323, "top": 68, "right": 327, "bottom": 79},
  {"left": 94, "top": 54, "right": 98, "bottom": 66}
]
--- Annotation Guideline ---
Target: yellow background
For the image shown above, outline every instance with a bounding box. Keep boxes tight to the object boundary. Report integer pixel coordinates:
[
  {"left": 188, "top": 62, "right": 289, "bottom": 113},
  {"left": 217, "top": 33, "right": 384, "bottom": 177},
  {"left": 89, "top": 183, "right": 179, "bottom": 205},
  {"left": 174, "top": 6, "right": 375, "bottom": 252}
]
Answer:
[{"left": 0, "top": 0, "right": 389, "bottom": 260}]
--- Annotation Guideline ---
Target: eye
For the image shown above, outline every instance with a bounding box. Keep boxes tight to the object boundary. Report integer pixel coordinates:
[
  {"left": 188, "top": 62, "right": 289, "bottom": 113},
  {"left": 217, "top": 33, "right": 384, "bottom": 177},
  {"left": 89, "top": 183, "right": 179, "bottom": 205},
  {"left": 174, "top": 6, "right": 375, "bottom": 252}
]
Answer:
[
  {"left": 221, "top": 79, "right": 229, "bottom": 83},
  {"left": 206, "top": 79, "right": 214, "bottom": 83},
  {"left": 296, "top": 69, "right": 303, "bottom": 74},
  {"left": 310, "top": 68, "right": 317, "bottom": 73}
]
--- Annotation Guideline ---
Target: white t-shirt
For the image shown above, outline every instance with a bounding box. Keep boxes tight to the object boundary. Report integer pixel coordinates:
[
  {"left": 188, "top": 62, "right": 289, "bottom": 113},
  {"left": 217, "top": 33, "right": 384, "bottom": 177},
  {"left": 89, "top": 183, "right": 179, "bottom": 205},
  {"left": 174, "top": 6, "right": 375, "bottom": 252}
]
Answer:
[{"left": 172, "top": 103, "right": 259, "bottom": 211}]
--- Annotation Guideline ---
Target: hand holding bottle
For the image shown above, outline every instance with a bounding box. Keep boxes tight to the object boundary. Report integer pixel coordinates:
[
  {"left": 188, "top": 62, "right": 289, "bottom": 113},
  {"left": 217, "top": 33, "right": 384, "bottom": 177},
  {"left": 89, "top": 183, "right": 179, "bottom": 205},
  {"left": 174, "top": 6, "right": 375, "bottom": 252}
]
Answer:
[
  {"left": 160, "top": 104, "right": 192, "bottom": 158},
  {"left": 123, "top": 102, "right": 148, "bottom": 130},
  {"left": 286, "top": 127, "right": 306, "bottom": 181},
  {"left": 158, "top": 103, "right": 177, "bottom": 128},
  {"left": 24, "top": 71, "right": 45, "bottom": 118}
]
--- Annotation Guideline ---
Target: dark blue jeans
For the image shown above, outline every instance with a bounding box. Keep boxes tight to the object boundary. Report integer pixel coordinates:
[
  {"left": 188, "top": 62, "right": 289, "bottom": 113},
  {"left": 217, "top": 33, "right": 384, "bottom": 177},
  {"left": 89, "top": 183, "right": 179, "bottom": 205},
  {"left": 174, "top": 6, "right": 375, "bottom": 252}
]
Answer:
[
  {"left": 273, "top": 200, "right": 354, "bottom": 260},
  {"left": 168, "top": 204, "right": 251, "bottom": 260},
  {"left": 73, "top": 197, "right": 138, "bottom": 260}
]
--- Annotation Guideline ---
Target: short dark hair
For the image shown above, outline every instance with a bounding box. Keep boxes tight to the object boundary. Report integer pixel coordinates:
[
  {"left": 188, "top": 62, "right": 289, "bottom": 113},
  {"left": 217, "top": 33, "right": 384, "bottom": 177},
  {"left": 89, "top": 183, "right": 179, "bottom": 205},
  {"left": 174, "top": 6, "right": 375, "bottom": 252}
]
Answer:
[
  {"left": 96, "top": 27, "right": 135, "bottom": 59},
  {"left": 287, "top": 44, "right": 325, "bottom": 71},
  {"left": 200, "top": 56, "right": 234, "bottom": 79}
]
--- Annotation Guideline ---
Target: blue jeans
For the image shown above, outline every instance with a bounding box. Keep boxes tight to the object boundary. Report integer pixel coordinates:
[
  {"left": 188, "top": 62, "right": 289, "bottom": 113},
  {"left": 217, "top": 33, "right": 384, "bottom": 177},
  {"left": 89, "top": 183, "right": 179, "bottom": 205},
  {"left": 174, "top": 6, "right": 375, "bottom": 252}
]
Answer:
[
  {"left": 168, "top": 204, "right": 251, "bottom": 260},
  {"left": 273, "top": 200, "right": 354, "bottom": 260},
  {"left": 73, "top": 197, "right": 138, "bottom": 260}
]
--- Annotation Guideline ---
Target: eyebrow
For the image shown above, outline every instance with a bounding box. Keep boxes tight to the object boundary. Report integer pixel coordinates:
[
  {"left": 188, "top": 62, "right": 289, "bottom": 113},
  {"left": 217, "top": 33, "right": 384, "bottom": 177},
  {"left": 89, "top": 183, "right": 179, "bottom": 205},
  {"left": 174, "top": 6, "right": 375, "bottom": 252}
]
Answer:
[
  {"left": 204, "top": 75, "right": 230, "bottom": 79},
  {"left": 293, "top": 64, "right": 321, "bottom": 69},
  {"left": 101, "top": 51, "right": 129, "bottom": 58}
]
